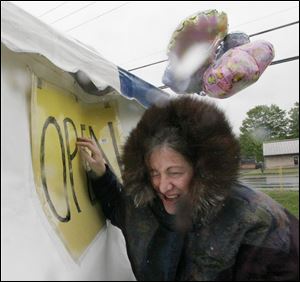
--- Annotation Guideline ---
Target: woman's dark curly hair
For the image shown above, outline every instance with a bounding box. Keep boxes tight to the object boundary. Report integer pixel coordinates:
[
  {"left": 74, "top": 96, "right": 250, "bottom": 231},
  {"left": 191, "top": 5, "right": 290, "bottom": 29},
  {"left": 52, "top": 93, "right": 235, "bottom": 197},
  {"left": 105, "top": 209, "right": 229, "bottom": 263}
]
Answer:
[{"left": 122, "top": 95, "right": 240, "bottom": 223}]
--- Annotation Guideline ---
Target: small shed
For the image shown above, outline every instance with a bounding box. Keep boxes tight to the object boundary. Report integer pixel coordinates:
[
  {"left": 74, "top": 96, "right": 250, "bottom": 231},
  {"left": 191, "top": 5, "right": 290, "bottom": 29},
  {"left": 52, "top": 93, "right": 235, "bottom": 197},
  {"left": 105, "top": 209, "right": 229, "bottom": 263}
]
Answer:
[{"left": 263, "top": 139, "right": 299, "bottom": 169}]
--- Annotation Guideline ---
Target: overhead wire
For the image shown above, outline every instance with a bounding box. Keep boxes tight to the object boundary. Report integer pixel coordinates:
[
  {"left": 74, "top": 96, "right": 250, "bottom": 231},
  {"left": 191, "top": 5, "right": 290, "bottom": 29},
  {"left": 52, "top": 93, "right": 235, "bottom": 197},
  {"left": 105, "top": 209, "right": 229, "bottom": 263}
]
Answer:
[
  {"left": 59, "top": 5, "right": 296, "bottom": 68},
  {"left": 124, "top": 5, "right": 298, "bottom": 69},
  {"left": 158, "top": 55, "right": 299, "bottom": 90},
  {"left": 37, "top": 3, "right": 299, "bottom": 89},
  {"left": 128, "top": 20, "right": 299, "bottom": 72},
  {"left": 50, "top": 2, "right": 97, "bottom": 24},
  {"left": 157, "top": 56, "right": 299, "bottom": 90},
  {"left": 66, "top": 2, "right": 132, "bottom": 32},
  {"left": 41, "top": 3, "right": 298, "bottom": 68},
  {"left": 270, "top": 56, "right": 299, "bottom": 65},
  {"left": 232, "top": 5, "right": 299, "bottom": 29},
  {"left": 157, "top": 21, "right": 299, "bottom": 90},
  {"left": 38, "top": 2, "right": 68, "bottom": 17},
  {"left": 249, "top": 20, "right": 299, "bottom": 37}
]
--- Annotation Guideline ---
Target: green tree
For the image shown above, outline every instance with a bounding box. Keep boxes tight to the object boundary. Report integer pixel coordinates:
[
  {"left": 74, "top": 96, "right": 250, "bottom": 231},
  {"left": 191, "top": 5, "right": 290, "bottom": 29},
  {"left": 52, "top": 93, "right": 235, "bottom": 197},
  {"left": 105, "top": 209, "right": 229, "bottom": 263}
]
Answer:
[
  {"left": 239, "top": 104, "right": 289, "bottom": 161},
  {"left": 239, "top": 132, "right": 264, "bottom": 161},
  {"left": 287, "top": 102, "right": 299, "bottom": 138}
]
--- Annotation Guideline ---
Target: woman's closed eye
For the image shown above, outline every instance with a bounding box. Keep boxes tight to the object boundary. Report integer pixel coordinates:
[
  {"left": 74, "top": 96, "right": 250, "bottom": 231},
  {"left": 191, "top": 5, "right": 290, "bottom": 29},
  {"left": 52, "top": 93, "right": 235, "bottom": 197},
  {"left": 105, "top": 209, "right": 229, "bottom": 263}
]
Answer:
[
  {"left": 168, "top": 171, "right": 184, "bottom": 177},
  {"left": 150, "top": 171, "right": 160, "bottom": 178}
]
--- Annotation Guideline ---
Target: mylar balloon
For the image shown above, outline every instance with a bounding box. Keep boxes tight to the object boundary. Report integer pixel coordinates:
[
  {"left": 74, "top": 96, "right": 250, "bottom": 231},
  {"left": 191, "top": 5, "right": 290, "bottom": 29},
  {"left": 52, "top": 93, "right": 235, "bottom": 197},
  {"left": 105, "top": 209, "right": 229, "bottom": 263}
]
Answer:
[
  {"left": 162, "top": 9, "right": 228, "bottom": 94},
  {"left": 215, "top": 32, "right": 250, "bottom": 60},
  {"left": 167, "top": 9, "right": 228, "bottom": 58},
  {"left": 202, "top": 40, "right": 275, "bottom": 99}
]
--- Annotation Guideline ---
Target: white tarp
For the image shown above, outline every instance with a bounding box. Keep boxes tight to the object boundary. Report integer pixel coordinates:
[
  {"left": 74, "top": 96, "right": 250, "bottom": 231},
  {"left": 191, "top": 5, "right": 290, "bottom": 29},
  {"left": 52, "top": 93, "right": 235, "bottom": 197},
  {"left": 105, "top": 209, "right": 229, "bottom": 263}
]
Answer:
[
  {"left": 1, "top": 2, "right": 121, "bottom": 94},
  {"left": 1, "top": 2, "right": 145, "bottom": 280},
  {"left": 1, "top": 43, "right": 136, "bottom": 282}
]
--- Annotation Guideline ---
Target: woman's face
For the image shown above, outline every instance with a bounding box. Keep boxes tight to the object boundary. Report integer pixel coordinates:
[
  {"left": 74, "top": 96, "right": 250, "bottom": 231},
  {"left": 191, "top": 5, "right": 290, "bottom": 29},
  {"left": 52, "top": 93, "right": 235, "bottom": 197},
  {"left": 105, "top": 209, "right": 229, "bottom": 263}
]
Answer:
[{"left": 148, "top": 146, "right": 194, "bottom": 214}]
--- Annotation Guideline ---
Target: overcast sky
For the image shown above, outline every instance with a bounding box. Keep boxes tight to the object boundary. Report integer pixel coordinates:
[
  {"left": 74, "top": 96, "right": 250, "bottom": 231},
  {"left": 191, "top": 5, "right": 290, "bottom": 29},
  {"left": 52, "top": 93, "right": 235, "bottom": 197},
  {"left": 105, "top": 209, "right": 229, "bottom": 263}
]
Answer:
[{"left": 10, "top": 1, "right": 299, "bottom": 135}]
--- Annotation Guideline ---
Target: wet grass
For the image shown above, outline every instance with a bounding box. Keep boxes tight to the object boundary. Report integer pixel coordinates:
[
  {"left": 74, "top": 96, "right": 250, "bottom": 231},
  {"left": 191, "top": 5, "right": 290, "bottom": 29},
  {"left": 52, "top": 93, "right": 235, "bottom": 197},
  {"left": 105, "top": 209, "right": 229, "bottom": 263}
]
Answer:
[
  {"left": 261, "top": 189, "right": 299, "bottom": 218},
  {"left": 240, "top": 167, "right": 299, "bottom": 176}
]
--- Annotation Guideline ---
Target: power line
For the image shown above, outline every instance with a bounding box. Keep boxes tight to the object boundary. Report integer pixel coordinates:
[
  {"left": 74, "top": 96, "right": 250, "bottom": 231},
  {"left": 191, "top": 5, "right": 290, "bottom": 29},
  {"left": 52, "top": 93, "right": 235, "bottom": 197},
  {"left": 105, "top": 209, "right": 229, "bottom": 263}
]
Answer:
[
  {"left": 66, "top": 2, "right": 131, "bottom": 32},
  {"left": 38, "top": 2, "right": 68, "bottom": 17},
  {"left": 249, "top": 21, "right": 299, "bottom": 37},
  {"left": 124, "top": 6, "right": 298, "bottom": 69},
  {"left": 270, "top": 56, "right": 299, "bottom": 65},
  {"left": 128, "top": 21, "right": 299, "bottom": 72},
  {"left": 232, "top": 5, "right": 299, "bottom": 29},
  {"left": 128, "top": 59, "right": 168, "bottom": 72},
  {"left": 50, "top": 2, "right": 97, "bottom": 24},
  {"left": 158, "top": 56, "right": 299, "bottom": 90}
]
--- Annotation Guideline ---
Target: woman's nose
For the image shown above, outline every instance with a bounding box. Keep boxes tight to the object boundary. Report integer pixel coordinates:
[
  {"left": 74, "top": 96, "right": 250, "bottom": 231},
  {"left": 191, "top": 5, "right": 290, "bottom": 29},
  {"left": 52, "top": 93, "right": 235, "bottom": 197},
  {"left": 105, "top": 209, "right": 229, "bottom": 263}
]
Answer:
[{"left": 158, "top": 175, "right": 173, "bottom": 194}]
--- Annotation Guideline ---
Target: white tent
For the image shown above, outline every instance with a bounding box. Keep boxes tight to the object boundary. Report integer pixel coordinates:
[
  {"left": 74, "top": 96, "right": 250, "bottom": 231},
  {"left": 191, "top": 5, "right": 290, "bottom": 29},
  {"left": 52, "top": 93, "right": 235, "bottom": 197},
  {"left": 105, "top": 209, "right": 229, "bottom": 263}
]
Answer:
[{"left": 1, "top": 2, "right": 169, "bottom": 280}]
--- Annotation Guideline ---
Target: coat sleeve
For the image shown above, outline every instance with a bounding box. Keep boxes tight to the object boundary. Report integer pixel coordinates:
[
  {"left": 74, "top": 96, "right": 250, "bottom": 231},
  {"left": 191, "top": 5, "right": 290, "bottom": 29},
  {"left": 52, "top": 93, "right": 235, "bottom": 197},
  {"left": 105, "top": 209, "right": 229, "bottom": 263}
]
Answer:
[
  {"left": 88, "top": 165, "right": 125, "bottom": 229},
  {"left": 232, "top": 212, "right": 299, "bottom": 281}
]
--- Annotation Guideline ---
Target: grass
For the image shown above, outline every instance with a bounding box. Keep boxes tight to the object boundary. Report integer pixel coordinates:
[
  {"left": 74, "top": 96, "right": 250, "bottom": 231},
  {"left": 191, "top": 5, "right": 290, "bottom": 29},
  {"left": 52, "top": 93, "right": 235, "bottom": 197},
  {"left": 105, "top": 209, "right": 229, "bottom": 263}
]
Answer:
[
  {"left": 260, "top": 189, "right": 299, "bottom": 218},
  {"left": 240, "top": 167, "right": 299, "bottom": 176}
]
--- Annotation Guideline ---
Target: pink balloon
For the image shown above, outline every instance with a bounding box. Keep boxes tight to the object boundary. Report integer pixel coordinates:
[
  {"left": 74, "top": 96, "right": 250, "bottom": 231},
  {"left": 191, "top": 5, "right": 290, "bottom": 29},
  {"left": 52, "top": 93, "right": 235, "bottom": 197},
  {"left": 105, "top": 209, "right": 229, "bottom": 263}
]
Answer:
[{"left": 202, "top": 40, "right": 275, "bottom": 98}]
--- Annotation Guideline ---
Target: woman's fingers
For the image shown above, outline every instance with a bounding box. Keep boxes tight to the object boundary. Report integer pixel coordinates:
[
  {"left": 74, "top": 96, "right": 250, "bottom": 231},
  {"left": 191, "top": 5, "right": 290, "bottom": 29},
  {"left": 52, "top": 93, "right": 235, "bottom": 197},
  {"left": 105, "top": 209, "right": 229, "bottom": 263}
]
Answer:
[
  {"left": 77, "top": 137, "right": 93, "bottom": 143},
  {"left": 76, "top": 140, "right": 99, "bottom": 157},
  {"left": 76, "top": 138, "right": 106, "bottom": 177},
  {"left": 79, "top": 147, "right": 94, "bottom": 163},
  {"left": 79, "top": 148, "right": 92, "bottom": 171}
]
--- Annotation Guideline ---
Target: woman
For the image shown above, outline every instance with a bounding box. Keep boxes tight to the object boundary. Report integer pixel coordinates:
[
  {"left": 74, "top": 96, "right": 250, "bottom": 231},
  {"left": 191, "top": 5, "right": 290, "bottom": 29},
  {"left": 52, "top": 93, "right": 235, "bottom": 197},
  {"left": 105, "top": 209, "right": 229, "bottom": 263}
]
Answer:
[{"left": 77, "top": 96, "right": 298, "bottom": 281}]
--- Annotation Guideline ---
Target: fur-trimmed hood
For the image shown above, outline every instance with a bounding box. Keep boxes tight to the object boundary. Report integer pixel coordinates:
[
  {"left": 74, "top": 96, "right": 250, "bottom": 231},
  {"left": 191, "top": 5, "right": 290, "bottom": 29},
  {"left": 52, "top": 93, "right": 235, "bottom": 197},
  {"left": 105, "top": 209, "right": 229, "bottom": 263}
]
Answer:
[{"left": 122, "top": 96, "right": 240, "bottom": 224}]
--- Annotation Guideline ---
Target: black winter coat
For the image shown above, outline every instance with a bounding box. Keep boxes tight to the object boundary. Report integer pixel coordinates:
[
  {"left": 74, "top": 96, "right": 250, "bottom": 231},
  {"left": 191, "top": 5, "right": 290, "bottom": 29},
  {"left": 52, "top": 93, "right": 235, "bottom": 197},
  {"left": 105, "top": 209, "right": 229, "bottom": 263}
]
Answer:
[
  {"left": 91, "top": 97, "right": 299, "bottom": 281},
  {"left": 90, "top": 166, "right": 299, "bottom": 281}
]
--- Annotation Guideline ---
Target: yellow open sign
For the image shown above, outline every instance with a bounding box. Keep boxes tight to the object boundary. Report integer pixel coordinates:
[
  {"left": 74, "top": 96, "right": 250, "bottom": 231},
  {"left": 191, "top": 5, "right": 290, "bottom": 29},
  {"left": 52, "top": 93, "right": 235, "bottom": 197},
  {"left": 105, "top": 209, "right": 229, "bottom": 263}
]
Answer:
[{"left": 31, "top": 77, "right": 123, "bottom": 261}]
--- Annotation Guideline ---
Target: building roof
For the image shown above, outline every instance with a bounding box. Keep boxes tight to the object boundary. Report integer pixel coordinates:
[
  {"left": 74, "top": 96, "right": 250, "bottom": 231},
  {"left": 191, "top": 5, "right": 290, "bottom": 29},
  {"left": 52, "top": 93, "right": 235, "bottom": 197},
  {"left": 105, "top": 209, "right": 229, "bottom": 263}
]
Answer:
[{"left": 263, "top": 139, "right": 299, "bottom": 156}]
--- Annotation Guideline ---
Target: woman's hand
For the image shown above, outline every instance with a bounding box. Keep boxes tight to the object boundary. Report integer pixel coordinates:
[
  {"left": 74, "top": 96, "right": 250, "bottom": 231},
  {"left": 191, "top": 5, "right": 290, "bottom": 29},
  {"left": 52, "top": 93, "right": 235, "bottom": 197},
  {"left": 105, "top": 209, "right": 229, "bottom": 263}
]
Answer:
[{"left": 76, "top": 137, "right": 106, "bottom": 177}]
